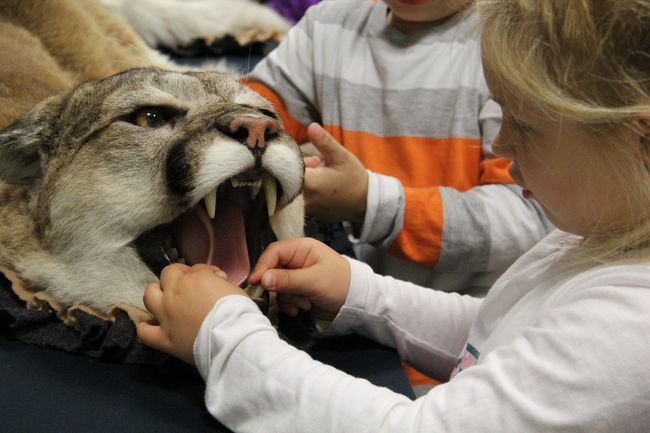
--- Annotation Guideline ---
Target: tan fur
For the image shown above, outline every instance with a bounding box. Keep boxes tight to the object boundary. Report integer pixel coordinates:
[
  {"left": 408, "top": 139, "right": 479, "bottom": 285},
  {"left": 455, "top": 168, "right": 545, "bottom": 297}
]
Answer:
[
  {"left": 0, "top": 0, "right": 172, "bottom": 128},
  {"left": 0, "top": 0, "right": 304, "bottom": 313}
]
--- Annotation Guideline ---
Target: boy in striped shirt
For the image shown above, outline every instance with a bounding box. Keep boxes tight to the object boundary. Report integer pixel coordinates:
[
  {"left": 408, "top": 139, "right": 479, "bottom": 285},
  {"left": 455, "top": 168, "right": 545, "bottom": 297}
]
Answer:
[{"left": 247, "top": 0, "right": 551, "bottom": 295}]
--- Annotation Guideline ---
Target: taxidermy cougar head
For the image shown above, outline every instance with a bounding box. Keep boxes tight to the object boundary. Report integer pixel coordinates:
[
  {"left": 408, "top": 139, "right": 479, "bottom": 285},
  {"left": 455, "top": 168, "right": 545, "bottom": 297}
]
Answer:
[{"left": 0, "top": 68, "right": 304, "bottom": 312}]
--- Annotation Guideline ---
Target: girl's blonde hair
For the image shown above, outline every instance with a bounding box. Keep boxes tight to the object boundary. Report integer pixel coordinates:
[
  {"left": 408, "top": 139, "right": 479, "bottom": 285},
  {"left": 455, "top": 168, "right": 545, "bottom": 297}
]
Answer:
[{"left": 477, "top": 0, "right": 650, "bottom": 261}]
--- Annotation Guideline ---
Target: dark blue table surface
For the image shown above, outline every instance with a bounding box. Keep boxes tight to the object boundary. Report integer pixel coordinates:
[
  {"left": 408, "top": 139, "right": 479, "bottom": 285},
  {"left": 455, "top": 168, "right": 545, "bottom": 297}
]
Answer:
[{"left": 0, "top": 332, "right": 414, "bottom": 433}]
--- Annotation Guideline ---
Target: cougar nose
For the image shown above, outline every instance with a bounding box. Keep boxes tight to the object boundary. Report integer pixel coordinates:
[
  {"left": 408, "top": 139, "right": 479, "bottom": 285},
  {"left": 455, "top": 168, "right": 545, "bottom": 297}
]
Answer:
[{"left": 229, "top": 116, "right": 278, "bottom": 149}]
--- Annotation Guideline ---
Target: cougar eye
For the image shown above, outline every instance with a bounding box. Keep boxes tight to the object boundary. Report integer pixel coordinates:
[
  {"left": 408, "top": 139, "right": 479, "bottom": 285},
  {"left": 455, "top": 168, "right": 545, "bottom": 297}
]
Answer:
[{"left": 128, "top": 107, "right": 175, "bottom": 129}]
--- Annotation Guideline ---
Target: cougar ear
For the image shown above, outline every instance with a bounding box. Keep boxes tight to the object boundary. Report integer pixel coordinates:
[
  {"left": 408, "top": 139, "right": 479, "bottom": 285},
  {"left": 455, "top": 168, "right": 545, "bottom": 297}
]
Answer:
[{"left": 0, "top": 94, "right": 64, "bottom": 184}]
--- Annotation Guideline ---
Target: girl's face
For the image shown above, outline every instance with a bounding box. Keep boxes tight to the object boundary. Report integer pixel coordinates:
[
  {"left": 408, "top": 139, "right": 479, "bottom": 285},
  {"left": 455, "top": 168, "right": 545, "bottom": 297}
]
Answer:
[
  {"left": 384, "top": 0, "right": 472, "bottom": 33},
  {"left": 486, "top": 76, "right": 639, "bottom": 236}
]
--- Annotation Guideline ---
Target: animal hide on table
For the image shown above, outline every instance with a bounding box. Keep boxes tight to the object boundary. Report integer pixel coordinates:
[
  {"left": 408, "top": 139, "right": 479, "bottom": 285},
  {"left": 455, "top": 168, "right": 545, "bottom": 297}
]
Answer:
[
  {"left": 0, "top": 269, "right": 166, "bottom": 364},
  {"left": 0, "top": 0, "right": 310, "bottom": 361}
]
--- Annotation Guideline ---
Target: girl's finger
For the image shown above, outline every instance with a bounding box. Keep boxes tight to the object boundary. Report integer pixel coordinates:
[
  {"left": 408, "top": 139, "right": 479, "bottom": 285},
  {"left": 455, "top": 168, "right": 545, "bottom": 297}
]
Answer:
[
  {"left": 136, "top": 320, "right": 172, "bottom": 353},
  {"left": 277, "top": 293, "right": 313, "bottom": 311},
  {"left": 142, "top": 282, "right": 164, "bottom": 317},
  {"left": 250, "top": 239, "right": 311, "bottom": 281},
  {"left": 160, "top": 263, "right": 191, "bottom": 287},
  {"left": 261, "top": 267, "right": 317, "bottom": 296},
  {"left": 187, "top": 263, "right": 227, "bottom": 279}
]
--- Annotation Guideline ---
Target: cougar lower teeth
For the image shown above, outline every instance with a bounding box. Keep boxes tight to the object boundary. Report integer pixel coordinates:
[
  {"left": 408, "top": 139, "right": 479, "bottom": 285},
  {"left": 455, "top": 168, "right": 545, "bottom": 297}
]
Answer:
[{"left": 250, "top": 182, "right": 262, "bottom": 199}]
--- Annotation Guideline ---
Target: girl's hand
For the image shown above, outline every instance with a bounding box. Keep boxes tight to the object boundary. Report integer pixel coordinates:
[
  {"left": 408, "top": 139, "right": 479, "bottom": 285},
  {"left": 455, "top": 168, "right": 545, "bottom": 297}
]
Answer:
[
  {"left": 249, "top": 237, "right": 351, "bottom": 320},
  {"left": 136, "top": 263, "right": 246, "bottom": 365},
  {"left": 303, "top": 123, "right": 369, "bottom": 224}
]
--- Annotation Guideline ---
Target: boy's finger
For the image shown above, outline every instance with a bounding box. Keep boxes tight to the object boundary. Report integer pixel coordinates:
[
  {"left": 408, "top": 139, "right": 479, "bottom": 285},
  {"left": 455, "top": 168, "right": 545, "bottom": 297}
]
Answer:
[
  {"left": 278, "top": 303, "right": 299, "bottom": 317},
  {"left": 307, "top": 123, "right": 346, "bottom": 165},
  {"left": 303, "top": 166, "right": 329, "bottom": 192},
  {"left": 303, "top": 155, "right": 322, "bottom": 168}
]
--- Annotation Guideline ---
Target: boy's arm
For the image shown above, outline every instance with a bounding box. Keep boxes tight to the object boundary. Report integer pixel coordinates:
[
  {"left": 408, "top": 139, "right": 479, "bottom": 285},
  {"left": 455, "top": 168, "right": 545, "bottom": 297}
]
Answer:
[
  {"left": 358, "top": 100, "right": 552, "bottom": 271},
  {"left": 385, "top": 180, "right": 551, "bottom": 271}
]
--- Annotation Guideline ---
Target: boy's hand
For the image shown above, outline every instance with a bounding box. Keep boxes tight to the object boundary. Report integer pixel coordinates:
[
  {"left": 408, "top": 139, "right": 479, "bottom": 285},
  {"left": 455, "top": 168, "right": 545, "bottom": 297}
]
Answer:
[
  {"left": 249, "top": 237, "right": 351, "bottom": 320},
  {"left": 303, "top": 123, "right": 369, "bottom": 224},
  {"left": 137, "top": 263, "right": 246, "bottom": 365}
]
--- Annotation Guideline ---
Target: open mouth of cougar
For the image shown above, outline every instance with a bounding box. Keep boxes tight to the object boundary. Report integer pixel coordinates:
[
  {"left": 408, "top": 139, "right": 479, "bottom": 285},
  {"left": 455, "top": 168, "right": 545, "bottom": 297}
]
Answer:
[{"left": 133, "top": 169, "right": 283, "bottom": 311}]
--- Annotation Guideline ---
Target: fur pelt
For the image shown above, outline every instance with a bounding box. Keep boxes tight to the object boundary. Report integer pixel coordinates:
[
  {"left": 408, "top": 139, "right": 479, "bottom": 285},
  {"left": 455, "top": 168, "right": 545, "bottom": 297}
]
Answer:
[
  {"left": 0, "top": 0, "right": 304, "bottom": 315},
  {"left": 100, "top": 0, "right": 289, "bottom": 49}
]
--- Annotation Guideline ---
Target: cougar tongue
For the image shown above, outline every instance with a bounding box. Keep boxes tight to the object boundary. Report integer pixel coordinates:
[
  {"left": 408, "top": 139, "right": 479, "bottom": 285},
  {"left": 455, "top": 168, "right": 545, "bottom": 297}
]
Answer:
[{"left": 171, "top": 201, "right": 250, "bottom": 286}]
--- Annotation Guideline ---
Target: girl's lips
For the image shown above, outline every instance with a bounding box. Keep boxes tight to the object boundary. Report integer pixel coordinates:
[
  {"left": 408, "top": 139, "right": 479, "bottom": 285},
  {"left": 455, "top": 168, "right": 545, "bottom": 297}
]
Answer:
[{"left": 508, "top": 162, "right": 534, "bottom": 199}]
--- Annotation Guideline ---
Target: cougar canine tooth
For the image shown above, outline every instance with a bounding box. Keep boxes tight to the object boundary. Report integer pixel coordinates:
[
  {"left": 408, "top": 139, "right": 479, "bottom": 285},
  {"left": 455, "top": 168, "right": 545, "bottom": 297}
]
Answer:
[
  {"left": 245, "top": 283, "right": 264, "bottom": 299},
  {"left": 263, "top": 175, "right": 277, "bottom": 217},
  {"left": 204, "top": 187, "right": 217, "bottom": 219}
]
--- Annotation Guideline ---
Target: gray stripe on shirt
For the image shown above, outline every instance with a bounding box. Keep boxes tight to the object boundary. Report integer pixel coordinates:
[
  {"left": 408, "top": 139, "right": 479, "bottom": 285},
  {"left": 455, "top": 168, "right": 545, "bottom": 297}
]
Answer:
[
  {"left": 316, "top": 75, "right": 485, "bottom": 138},
  {"left": 436, "top": 187, "right": 491, "bottom": 271}
]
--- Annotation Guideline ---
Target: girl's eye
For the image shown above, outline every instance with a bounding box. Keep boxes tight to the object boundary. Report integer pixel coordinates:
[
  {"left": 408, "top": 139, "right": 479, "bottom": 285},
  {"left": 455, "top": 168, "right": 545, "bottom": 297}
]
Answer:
[
  {"left": 128, "top": 107, "right": 175, "bottom": 129},
  {"left": 508, "top": 117, "right": 534, "bottom": 138}
]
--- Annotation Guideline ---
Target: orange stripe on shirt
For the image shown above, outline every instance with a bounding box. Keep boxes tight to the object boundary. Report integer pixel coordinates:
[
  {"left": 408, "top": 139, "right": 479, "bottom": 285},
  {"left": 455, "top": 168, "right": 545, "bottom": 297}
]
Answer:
[
  {"left": 324, "top": 126, "right": 485, "bottom": 190},
  {"left": 389, "top": 187, "right": 444, "bottom": 266},
  {"left": 480, "top": 157, "right": 513, "bottom": 184}
]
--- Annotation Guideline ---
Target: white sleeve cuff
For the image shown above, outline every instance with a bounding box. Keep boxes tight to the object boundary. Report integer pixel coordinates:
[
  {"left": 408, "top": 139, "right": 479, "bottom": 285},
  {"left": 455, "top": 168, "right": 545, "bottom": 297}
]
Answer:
[
  {"left": 345, "top": 171, "right": 404, "bottom": 246},
  {"left": 326, "top": 257, "right": 375, "bottom": 336}
]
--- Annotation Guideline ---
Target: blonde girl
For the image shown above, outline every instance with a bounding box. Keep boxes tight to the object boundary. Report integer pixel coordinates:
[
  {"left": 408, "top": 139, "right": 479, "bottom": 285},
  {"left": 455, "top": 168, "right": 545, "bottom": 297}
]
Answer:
[{"left": 137, "top": 1, "right": 650, "bottom": 432}]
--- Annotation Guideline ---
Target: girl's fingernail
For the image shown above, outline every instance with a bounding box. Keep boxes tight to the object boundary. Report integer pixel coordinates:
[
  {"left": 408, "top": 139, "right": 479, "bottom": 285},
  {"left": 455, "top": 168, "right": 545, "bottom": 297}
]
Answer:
[
  {"left": 262, "top": 272, "right": 276, "bottom": 288},
  {"left": 217, "top": 271, "right": 228, "bottom": 279}
]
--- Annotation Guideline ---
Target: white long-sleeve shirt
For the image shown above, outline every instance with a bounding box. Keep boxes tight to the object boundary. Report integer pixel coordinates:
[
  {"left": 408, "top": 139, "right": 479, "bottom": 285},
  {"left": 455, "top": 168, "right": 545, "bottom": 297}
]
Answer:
[{"left": 194, "top": 230, "right": 650, "bottom": 432}]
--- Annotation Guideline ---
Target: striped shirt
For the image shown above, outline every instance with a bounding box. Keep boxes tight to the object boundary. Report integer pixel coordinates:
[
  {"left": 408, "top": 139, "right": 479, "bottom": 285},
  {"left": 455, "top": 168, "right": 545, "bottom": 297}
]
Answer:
[{"left": 247, "top": 0, "right": 552, "bottom": 293}]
